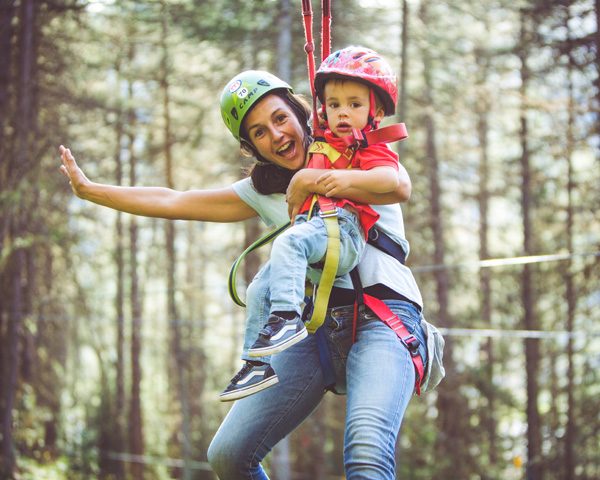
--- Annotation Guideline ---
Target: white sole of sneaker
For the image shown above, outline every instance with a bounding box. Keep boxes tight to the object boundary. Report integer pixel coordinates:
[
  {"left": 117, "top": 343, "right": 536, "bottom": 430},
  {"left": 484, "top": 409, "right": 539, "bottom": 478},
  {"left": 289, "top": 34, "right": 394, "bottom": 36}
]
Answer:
[
  {"left": 247, "top": 328, "right": 308, "bottom": 357},
  {"left": 218, "top": 374, "right": 279, "bottom": 402}
]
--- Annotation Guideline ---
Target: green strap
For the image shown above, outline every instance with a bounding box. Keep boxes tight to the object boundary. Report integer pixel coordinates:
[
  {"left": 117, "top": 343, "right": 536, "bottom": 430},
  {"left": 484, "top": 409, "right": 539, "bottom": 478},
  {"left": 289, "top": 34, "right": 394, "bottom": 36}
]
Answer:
[{"left": 228, "top": 222, "right": 291, "bottom": 307}]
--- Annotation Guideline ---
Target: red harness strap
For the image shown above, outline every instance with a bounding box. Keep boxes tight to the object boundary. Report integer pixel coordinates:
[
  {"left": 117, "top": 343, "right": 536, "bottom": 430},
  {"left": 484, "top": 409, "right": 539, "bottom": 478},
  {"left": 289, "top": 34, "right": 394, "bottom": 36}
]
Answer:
[
  {"left": 349, "top": 269, "right": 424, "bottom": 395},
  {"left": 362, "top": 294, "right": 425, "bottom": 395},
  {"left": 343, "top": 123, "right": 409, "bottom": 149}
]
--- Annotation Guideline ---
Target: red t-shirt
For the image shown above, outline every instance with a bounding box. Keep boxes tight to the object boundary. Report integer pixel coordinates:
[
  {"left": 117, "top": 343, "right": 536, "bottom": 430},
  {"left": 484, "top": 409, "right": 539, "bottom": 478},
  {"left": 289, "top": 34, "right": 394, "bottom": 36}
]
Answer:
[{"left": 300, "top": 129, "right": 399, "bottom": 237}]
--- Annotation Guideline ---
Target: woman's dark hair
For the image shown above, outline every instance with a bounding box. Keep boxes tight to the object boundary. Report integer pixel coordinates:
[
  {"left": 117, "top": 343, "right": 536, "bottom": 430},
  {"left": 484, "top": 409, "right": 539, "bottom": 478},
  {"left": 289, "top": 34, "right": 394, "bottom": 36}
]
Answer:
[{"left": 239, "top": 90, "right": 312, "bottom": 195}]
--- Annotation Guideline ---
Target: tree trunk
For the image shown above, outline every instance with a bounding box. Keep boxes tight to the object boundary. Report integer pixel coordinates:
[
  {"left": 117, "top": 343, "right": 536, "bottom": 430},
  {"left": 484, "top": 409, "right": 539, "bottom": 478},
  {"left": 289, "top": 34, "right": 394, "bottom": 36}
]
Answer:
[
  {"left": 127, "top": 42, "right": 145, "bottom": 480},
  {"left": 113, "top": 61, "right": 127, "bottom": 479},
  {"left": 0, "top": 1, "right": 37, "bottom": 476},
  {"left": 276, "top": 0, "right": 291, "bottom": 80},
  {"left": 14, "top": 0, "right": 36, "bottom": 183},
  {"left": 474, "top": 42, "right": 497, "bottom": 467},
  {"left": 0, "top": 251, "right": 23, "bottom": 479},
  {"left": 518, "top": 10, "right": 542, "bottom": 479},
  {"left": 184, "top": 221, "right": 210, "bottom": 462},
  {"left": 159, "top": 6, "right": 192, "bottom": 478},
  {"left": 419, "top": 3, "right": 465, "bottom": 478},
  {"left": 564, "top": 6, "right": 577, "bottom": 478},
  {"left": 270, "top": 3, "right": 293, "bottom": 478},
  {"left": 0, "top": 0, "right": 14, "bottom": 165},
  {"left": 595, "top": 0, "right": 600, "bottom": 157}
]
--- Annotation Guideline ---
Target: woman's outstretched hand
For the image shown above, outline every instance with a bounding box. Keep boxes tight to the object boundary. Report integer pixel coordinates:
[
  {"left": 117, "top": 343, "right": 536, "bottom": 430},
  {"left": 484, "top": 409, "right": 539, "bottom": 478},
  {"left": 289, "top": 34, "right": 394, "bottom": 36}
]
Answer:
[{"left": 59, "top": 145, "right": 90, "bottom": 198}]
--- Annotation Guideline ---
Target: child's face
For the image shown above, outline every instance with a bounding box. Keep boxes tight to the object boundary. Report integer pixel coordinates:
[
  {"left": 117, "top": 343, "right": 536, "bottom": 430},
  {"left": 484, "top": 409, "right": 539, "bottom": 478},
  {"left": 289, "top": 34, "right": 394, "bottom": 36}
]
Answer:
[{"left": 323, "top": 80, "right": 384, "bottom": 137}]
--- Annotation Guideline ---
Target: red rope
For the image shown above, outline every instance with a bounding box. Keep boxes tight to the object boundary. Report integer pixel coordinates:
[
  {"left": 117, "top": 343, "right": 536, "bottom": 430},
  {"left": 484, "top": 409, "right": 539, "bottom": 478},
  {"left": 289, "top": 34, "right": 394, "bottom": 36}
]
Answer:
[
  {"left": 301, "top": 0, "right": 319, "bottom": 131},
  {"left": 321, "top": 0, "right": 331, "bottom": 62}
]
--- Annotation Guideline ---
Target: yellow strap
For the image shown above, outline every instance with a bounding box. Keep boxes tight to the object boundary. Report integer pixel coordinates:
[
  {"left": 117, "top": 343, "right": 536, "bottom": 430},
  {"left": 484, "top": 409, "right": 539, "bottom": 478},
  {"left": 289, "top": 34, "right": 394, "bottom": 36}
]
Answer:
[
  {"left": 308, "top": 141, "right": 342, "bottom": 163},
  {"left": 304, "top": 213, "right": 340, "bottom": 334}
]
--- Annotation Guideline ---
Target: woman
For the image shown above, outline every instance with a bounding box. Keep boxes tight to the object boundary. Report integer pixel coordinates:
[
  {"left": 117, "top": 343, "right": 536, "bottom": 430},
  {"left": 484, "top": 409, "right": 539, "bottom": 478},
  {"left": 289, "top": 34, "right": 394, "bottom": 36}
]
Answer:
[{"left": 60, "top": 70, "right": 432, "bottom": 479}]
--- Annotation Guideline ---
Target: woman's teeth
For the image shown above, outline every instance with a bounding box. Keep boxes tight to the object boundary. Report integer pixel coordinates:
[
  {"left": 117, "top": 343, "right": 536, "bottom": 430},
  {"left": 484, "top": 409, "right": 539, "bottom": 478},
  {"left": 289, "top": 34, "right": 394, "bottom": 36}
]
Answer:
[{"left": 277, "top": 142, "right": 293, "bottom": 154}]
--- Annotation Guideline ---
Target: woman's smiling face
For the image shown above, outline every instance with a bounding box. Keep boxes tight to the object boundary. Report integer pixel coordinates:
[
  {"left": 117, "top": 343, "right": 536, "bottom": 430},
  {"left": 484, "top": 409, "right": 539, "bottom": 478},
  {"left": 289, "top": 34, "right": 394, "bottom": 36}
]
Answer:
[{"left": 242, "top": 94, "right": 307, "bottom": 171}]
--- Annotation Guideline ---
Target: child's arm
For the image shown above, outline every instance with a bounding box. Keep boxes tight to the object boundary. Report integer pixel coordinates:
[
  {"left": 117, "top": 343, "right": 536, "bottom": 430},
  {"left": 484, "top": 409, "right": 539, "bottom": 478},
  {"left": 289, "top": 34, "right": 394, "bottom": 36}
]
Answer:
[
  {"left": 316, "top": 165, "right": 399, "bottom": 197},
  {"left": 286, "top": 165, "right": 410, "bottom": 219}
]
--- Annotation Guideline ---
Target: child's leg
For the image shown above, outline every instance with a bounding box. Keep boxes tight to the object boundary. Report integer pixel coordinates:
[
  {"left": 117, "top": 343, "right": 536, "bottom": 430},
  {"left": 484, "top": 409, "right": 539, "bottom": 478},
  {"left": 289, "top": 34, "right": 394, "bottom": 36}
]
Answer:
[
  {"left": 267, "top": 215, "right": 329, "bottom": 316},
  {"left": 241, "top": 262, "right": 272, "bottom": 362},
  {"left": 269, "top": 209, "right": 365, "bottom": 313},
  {"left": 220, "top": 263, "right": 278, "bottom": 402},
  {"left": 248, "top": 210, "right": 366, "bottom": 357}
]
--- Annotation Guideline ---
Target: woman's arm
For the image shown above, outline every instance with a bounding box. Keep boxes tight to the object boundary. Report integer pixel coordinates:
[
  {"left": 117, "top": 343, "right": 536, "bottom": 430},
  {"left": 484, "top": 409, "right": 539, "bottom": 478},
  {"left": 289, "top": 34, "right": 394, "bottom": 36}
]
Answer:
[
  {"left": 286, "top": 164, "right": 411, "bottom": 218},
  {"left": 59, "top": 146, "right": 258, "bottom": 223}
]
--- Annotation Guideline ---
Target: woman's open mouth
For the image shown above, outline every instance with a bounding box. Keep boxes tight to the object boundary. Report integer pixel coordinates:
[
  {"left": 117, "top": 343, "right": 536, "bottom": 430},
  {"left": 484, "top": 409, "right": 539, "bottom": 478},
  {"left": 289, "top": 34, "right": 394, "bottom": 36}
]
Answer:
[{"left": 276, "top": 141, "right": 295, "bottom": 158}]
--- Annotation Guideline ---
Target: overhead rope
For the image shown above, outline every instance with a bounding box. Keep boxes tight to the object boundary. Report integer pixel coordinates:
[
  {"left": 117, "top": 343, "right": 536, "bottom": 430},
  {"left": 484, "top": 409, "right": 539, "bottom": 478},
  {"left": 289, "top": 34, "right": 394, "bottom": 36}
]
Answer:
[
  {"left": 438, "top": 327, "right": 600, "bottom": 340},
  {"left": 27, "top": 315, "right": 600, "bottom": 342},
  {"left": 412, "top": 251, "right": 600, "bottom": 273}
]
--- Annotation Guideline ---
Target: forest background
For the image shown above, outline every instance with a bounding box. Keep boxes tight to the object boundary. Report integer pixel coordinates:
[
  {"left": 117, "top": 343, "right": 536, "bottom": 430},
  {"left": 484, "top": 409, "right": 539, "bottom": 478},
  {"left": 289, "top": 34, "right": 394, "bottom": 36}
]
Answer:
[{"left": 1, "top": 0, "right": 599, "bottom": 479}]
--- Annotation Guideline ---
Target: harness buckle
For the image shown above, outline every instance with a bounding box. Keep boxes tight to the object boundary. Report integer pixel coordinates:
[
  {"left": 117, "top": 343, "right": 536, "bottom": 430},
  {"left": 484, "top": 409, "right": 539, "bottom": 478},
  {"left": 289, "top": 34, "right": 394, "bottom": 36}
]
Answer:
[
  {"left": 401, "top": 334, "right": 421, "bottom": 357},
  {"left": 368, "top": 227, "right": 379, "bottom": 241},
  {"left": 319, "top": 208, "right": 338, "bottom": 218}
]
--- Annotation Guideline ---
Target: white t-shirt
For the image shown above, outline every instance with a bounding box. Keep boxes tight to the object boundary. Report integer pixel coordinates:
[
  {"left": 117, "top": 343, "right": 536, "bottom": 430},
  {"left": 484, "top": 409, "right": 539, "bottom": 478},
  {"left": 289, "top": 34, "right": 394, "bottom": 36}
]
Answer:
[{"left": 232, "top": 177, "right": 424, "bottom": 308}]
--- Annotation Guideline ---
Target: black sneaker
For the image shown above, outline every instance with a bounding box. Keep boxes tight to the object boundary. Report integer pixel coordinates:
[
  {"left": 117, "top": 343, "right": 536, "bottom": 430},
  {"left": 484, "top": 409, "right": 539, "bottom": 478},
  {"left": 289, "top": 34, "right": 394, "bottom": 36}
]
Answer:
[
  {"left": 248, "top": 314, "right": 307, "bottom": 357},
  {"left": 219, "top": 362, "right": 279, "bottom": 402}
]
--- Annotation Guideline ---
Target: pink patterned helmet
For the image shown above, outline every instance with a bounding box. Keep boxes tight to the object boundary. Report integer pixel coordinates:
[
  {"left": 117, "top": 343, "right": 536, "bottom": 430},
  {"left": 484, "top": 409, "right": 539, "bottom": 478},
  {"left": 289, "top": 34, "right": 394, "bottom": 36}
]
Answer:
[{"left": 314, "top": 46, "right": 398, "bottom": 116}]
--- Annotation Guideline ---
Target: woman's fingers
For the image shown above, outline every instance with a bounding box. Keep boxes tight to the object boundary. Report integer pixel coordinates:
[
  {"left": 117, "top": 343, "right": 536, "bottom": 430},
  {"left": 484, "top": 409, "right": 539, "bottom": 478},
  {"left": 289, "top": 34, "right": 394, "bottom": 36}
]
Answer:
[
  {"left": 59, "top": 145, "right": 87, "bottom": 196},
  {"left": 61, "top": 146, "right": 75, "bottom": 168},
  {"left": 59, "top": 164, "right": 69, "bottom": 179},
  {"left": 59, "top": 146, "right": 73, "bottom": 177}
]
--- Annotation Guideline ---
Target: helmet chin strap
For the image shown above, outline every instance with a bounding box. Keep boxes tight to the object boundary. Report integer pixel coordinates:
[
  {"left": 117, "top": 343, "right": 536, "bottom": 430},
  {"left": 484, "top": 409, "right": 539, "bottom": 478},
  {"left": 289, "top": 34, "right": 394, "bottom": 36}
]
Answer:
[{"left": 367, "top": 89, "right": 379, "bottom": 131}]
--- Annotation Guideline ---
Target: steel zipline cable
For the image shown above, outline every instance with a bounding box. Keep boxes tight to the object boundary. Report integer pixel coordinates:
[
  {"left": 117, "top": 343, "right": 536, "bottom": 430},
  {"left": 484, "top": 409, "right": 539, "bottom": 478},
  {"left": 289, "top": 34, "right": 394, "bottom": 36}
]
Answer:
[{"left": 411, "top": 250, "right": 600, "bottom": 273}]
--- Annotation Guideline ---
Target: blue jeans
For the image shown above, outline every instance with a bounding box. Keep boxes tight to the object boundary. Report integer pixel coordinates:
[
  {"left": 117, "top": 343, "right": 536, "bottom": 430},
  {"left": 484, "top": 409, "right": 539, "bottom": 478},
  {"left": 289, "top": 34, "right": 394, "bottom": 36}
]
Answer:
[
  {"left": 208, "top": 300, "right": 427, "bottom": 479},
  {"left": 268, "top": 208, "right": 365, "bottom": 316}
]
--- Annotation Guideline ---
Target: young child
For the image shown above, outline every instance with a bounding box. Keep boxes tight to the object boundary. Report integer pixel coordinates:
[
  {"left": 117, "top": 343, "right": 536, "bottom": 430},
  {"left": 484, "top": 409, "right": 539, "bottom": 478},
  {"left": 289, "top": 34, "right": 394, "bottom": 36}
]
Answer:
[{"left": 220, "top": 46, "right": 403, "bottom": 401}]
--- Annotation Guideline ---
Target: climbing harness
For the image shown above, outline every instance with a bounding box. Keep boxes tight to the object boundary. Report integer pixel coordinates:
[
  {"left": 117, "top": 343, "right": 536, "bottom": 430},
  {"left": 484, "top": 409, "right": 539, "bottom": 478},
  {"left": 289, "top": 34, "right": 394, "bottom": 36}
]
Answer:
[{"left": 227, "top": 0, "right": 426, "bottom": 395}]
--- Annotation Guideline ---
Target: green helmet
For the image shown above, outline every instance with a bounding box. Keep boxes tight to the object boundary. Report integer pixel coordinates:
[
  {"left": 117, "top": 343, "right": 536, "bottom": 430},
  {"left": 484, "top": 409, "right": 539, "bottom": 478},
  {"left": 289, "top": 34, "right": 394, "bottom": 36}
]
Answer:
[{"left": 220, "top": 70, "right": 293, "bottom": 141}]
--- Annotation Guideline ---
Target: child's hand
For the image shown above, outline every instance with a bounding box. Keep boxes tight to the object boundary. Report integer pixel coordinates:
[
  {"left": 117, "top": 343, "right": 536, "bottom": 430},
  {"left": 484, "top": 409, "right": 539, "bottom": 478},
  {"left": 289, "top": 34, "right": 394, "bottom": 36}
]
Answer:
[
  {"left": 315, "top": 170, "right": 353, "bottom": 198},
  {"left": 59, "top": 145, "right": 91, "bottom": 198}
]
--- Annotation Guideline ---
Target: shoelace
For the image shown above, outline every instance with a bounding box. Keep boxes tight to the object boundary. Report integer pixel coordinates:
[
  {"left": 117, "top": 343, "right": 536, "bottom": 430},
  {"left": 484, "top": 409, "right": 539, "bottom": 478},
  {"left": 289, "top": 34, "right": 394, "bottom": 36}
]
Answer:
[
  {"left": 231, "top": 362, "right": 254, "bottom": 383},
  {"left": 258, "top": 315, "right": 283, "bottom": 337}
]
